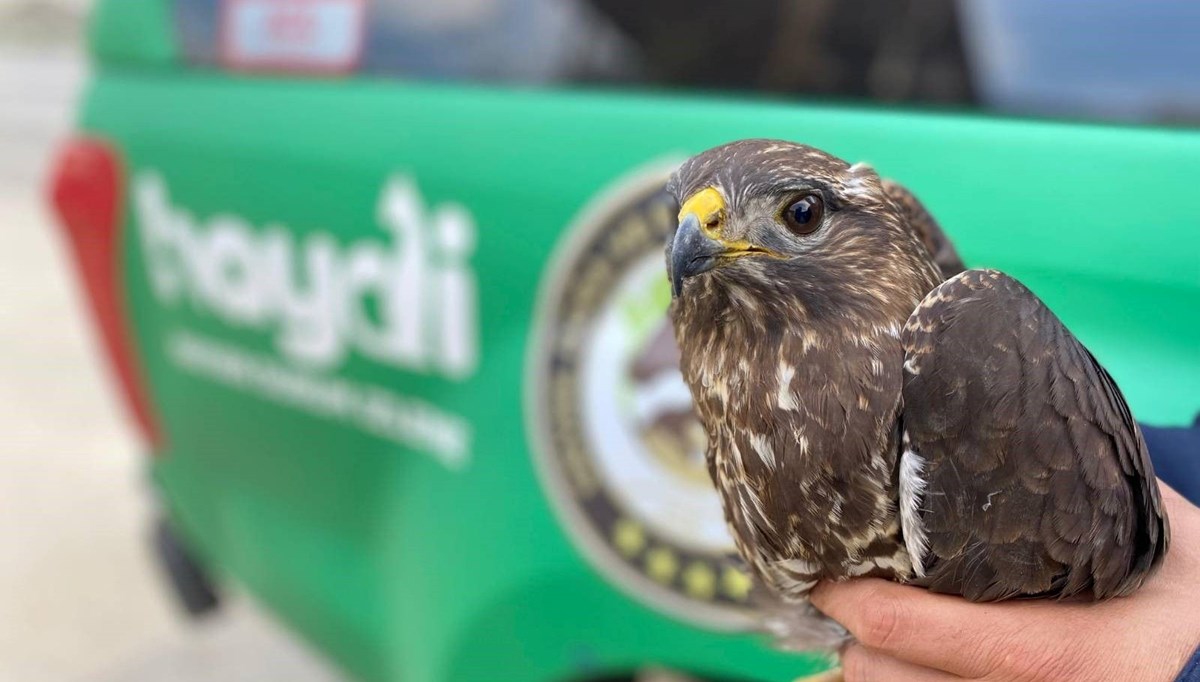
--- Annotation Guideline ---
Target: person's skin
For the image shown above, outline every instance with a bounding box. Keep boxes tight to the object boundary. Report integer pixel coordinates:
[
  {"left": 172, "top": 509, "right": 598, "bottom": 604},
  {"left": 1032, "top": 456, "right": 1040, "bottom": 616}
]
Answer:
[{"left": 809, "top": 484, "right": 1200, "bottom": 681}]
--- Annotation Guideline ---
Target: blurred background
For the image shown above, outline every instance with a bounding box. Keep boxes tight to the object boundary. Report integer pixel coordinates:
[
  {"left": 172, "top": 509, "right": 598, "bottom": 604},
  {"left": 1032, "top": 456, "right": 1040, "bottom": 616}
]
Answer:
[
  {"left": 3, "top": 1, "right": 1198, "bottom": 681},
  {"left": 3, "top": 2, "right": 340, "bottom": 681}
]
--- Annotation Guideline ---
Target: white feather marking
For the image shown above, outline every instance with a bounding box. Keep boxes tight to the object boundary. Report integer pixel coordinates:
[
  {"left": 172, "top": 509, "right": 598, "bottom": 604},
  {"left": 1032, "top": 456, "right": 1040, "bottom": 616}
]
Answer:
[
  {"left": 844, "top": 162, "right": 876, "bottom": 199},
  {"left": 749, "top": 432, "right": 777, "bottom": 470},
  {"left": 903, "top": 355, "right": 920, "bottom": 375},
  {"left": 849, "top": 553, "right": 912, "bottom": 576},
  {"left": 776, "top": 557, "right": 819, "bottom": 575},
  {"left": 899, "top": 442, "right": 930, "bottom": 578},
  {"left": 982, "top": 491, "right": 999, "bottom": 511},
  {"left": 777, "top": 361, "right": 798, "bottom": 411},
  {"left": 729, "top": 439, "right": 745, "bottom": 469},
  {"left": 871, "top": 322, "right": 902, "bottom": 340},
  {"left": 741, "top": 486, "right": 771, "bottom": 531},
  {"left": 845, "top": 562, "right": 877, "bottom": 577},
  {"left": 764, "top": 559, "right": 820, "bottom": 599},
  {"left": 774, "top": 576, "right": 817, "bottom": 594}
]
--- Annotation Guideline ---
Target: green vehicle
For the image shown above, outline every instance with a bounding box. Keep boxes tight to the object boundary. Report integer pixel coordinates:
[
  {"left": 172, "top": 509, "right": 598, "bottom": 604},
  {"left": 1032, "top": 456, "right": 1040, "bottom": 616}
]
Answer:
[{"left": 48, "top": 2, "right": 1200, "bottom": 681}]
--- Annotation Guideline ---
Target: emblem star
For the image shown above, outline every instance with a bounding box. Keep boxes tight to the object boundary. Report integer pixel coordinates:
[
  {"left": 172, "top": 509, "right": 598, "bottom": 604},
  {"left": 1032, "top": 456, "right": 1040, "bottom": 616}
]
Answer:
[
  {"left": 613, "top": 518, "right": 646, "bottom": 558},
  {"left": 720, "top": 567, "right": 752, "bottom": 601},
  {"left": 682, "top": 562, "right": 717, "bottom": 600},
  {"left": 646, "top": 547, "right": 679, "bottom": 584}
]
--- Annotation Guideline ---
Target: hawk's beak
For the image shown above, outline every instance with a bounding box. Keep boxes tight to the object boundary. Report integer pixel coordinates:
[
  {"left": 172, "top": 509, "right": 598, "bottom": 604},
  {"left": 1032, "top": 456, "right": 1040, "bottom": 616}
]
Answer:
[{"left": 671, "top": 212, "right": 725, "bottom": 297}]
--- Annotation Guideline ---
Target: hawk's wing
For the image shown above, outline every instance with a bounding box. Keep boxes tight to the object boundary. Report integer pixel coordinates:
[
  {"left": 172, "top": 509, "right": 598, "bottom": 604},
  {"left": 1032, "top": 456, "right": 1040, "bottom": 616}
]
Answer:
[
  {"left": 900, "top": 269, "right": 1168, "bottom": 601},
  {"left": 882, "top": 179, "right": 966, "bottom": 280}
]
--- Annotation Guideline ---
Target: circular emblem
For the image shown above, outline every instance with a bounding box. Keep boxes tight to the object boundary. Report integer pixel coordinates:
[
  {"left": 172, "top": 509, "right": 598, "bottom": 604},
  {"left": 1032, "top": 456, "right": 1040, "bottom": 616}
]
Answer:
[{"left": 527, "top": 161, "right": 753, "bottom": 629}]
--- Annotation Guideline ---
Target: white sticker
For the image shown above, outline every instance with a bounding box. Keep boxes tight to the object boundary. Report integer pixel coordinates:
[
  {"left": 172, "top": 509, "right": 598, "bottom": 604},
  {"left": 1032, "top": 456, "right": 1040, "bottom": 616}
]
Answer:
[{"left": 220, "top": 0, "right": 367, "bottom": 74}]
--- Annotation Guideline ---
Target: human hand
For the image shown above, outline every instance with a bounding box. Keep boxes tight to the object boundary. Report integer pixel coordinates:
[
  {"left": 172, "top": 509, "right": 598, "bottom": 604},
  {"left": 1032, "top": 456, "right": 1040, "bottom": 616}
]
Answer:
[{"left": 810, "top": 483, "right": 1200, "bottom": 681}]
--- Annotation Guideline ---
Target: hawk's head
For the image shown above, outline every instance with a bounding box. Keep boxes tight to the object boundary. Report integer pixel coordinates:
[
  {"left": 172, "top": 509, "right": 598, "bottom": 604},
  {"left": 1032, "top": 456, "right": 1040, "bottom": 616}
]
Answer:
[{"left": 666, "top": 139, "right": 938, "bottom": 326}]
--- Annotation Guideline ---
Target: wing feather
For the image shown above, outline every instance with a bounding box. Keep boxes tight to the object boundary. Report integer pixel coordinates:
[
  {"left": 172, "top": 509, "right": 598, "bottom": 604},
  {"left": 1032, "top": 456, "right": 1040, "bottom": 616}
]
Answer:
[
  {"left": 900, "top": 269, "right": 1168, "bottom": 601},
  {"left": 882, "top": 178, "right": 966, "bottom": 281}
]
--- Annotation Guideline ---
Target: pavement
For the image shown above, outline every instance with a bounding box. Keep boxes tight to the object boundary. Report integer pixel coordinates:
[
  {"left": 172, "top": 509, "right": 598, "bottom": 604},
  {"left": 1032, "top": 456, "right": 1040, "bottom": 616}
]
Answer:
[{"left": 0, "top": 46, "right": 342, "bottom": 682}]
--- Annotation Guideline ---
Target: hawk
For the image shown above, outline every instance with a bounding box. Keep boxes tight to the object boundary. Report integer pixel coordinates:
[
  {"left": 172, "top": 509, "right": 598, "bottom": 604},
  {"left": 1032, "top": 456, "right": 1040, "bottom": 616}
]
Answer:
[{"left": 665, "top": 139, "right": 1168, "bottom": 649}]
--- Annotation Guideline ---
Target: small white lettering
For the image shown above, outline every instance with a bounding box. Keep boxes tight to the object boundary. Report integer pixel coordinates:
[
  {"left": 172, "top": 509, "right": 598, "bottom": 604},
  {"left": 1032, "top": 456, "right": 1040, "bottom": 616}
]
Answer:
[{"left": 167, "top": 329, "right": 470, "bottom": 469}]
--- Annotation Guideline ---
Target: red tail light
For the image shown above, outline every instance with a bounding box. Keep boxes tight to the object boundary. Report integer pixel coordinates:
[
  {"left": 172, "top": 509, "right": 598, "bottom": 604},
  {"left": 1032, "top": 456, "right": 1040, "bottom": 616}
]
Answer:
[{"left": 48, "top": 137, "right": 163, "bottom": 450}]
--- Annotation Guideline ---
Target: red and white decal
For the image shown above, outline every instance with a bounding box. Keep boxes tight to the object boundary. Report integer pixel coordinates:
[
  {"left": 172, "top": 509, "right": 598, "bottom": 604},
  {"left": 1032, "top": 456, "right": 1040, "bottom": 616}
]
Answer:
[{"left": 220, "top": 0, "right": 367, "bottom": 75}]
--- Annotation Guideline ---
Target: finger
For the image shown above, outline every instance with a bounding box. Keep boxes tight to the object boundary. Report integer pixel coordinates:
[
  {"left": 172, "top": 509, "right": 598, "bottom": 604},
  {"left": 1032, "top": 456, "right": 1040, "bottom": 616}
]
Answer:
[
  {"left": 841, "top": 644, "right": 966, "bottom": 682},
  {"left": 1153, "top": 481, "right": 1200, "bottom": 585},
  {"left": 811, "top": 579, "right": 1019, "bottom": 677},
  {"left": 1160, "top": 480, "right": 1200, "bottom": 522}
]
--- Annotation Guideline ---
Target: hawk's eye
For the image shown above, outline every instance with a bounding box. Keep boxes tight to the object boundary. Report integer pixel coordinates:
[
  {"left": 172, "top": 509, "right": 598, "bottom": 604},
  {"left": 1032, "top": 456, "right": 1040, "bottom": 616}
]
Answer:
[{"left": 783, "top": 195, "right": 823, "bottom": 235}]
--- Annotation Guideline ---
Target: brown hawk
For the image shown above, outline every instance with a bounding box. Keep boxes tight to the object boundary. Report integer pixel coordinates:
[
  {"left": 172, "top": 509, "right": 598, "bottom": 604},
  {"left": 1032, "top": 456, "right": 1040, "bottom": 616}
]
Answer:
[{"left": 665, "top": 139, "right": 1169, "bottom": 650}]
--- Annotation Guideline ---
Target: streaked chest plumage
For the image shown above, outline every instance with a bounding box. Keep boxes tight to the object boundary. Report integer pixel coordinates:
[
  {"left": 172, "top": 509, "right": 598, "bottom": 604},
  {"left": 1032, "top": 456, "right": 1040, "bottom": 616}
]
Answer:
[{"left": 676, "top": 296, "right": 915, "bottom": 600}]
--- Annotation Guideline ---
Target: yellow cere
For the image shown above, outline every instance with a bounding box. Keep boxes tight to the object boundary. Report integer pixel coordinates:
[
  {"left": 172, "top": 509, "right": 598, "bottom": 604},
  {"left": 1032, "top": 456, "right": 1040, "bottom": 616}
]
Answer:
[
  {"left": 679, "top": 186, "right": 767, "bottom": 256},
  {"left": 678, "top": 187, "right": 725, "bottom": 236}
]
